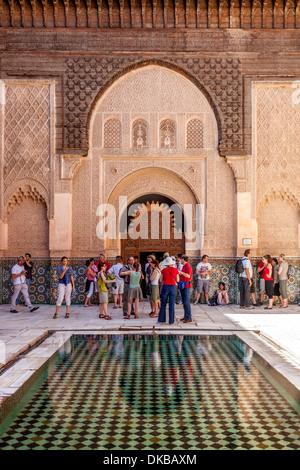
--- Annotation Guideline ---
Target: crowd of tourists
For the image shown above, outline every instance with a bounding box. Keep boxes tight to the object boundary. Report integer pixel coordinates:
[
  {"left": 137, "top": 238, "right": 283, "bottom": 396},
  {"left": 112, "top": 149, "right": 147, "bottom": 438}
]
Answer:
[{"left": 8, "top": 250, "right": 297, "bottom": 322}]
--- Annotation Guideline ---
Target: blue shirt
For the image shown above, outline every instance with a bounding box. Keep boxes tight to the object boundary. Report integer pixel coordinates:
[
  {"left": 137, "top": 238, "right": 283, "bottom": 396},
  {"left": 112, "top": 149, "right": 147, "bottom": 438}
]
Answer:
[{"left": 57, "top": 265, "right": 74, "bottom": 285}]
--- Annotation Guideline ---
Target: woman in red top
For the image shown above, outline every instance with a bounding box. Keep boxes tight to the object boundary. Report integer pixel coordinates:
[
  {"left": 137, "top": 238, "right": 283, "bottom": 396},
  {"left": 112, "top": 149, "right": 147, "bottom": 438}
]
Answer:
[
  {"left": 261, "top": 254, "right": 274, "bottom": 310},
  {"left": 157, "top": 257, "right": 179, "bottom": 325}
]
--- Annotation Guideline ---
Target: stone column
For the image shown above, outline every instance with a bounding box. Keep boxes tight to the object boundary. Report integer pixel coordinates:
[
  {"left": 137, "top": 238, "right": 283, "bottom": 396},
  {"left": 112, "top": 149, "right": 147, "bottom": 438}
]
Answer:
[
  {"left": 49, "top": 155, "right": 82, "bottom": 258},
  {"left": 226, "top": 156, "right": 258, "bottom": 257},
  {"left": 49, "top": 193, "right": 73, "bottom": 257}
]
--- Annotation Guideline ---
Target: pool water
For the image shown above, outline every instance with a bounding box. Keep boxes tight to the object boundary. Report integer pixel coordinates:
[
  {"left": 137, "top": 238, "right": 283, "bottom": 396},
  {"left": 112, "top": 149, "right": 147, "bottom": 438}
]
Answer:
[{"left": 0, "top": 334, "right": 299, "bottom": 450}]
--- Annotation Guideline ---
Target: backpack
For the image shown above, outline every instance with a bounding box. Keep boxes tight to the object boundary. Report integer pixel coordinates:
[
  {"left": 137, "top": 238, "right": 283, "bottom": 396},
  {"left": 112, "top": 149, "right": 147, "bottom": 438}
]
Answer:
[
  {"left": 235, "top": 258, "right": 244, "bottom": 274},
  {"left": 208, "top": 292, "right": 218, "bottom": 306}
]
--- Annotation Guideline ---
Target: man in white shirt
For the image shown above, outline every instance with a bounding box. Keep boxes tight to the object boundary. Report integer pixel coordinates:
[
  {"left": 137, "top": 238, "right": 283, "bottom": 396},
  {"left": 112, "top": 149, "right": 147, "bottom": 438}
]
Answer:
[
  {"left": 195, "top": 255, "right": 212, "bottom": 305},
  {"left": 107, "top": 255, "right": 125, "bottom": 309},
  {"left": 239, "top": 249, "right": 254, "bottom": 310},
  {"left": 10, "top": 257, "right": 39, "bottom": 313}
]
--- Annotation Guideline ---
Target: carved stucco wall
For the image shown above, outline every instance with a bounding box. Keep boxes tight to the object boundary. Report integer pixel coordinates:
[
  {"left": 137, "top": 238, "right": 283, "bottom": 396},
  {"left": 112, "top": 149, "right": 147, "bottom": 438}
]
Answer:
[
  {"left": 0, "top": 80, "right": 54, "bottom": 257},
  {"left": 65, "top": 57, "right": 243, "bottom": 154},
  {"left": 253, "top": 82, "right": 300, "bottom": 256},
  {"left": 1, "top": 80, "right": 54, "bottom": 220},
  {"left": 71, "top": 66, "right": 236, "bottom": 258}
]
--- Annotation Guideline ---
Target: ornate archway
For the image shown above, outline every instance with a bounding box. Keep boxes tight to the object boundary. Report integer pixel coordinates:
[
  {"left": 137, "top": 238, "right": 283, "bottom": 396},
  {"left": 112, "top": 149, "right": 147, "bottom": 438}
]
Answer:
[
  {"left": 120, "top": 195, "right": 185, "bottom": 263},
  {"left": 105, "top": 167, "right": 200, "bottom": 259}
]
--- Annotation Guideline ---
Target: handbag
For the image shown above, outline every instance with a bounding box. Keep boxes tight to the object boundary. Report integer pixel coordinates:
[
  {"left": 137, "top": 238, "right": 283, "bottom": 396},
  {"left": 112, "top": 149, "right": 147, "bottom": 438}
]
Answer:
[{"left": 179, "top": 280, "right": 189, "bottom": 290}]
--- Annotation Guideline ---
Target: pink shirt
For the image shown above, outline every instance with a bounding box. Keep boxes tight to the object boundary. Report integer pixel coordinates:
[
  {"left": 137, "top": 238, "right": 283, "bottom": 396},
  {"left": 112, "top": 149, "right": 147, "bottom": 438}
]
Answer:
[{"left": 86, "top": 264, "right": 98, "bottom": 281}]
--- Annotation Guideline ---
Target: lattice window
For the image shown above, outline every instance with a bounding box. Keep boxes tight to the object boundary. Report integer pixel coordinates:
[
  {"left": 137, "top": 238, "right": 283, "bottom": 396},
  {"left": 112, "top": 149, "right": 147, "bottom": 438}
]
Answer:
[
  {"left": 103, "top": 118, "right": 121, "bottom": 148},
  {"left": 186, "top": 119, "right": 204, "bottom": 148},
  {"left": 159, "top": 119, "right": 176, "bottom": 149},
  {"left": 132, "top": 119, "right": 148, "bottom": 148}
]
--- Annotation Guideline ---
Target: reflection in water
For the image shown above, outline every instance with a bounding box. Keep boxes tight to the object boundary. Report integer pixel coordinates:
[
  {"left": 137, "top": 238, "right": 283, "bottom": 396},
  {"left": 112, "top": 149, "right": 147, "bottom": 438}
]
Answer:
[{"left": 0, "top": 335, "right": 299, "bottom": 450}]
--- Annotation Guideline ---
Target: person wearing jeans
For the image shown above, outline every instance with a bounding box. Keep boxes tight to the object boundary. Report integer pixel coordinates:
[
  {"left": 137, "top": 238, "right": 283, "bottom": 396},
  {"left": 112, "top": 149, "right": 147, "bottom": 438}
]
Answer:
[
  {"left": 178, "top": 255, "right": 193, "bottom": 323},
  {"left": 10, "top": 256, "right": 39, "bottom": 313},
  {"left": 157, "top": 257, "right": 179, "bottom": 325},
  {"left": 16, "top": 253, "right": 33, "bottom": 305}
]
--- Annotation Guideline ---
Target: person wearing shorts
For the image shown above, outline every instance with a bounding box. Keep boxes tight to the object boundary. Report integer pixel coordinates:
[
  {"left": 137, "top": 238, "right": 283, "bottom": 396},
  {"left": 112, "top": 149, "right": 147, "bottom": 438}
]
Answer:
[
  {"left": 149, "top": 259, "right": 161, "bottom": 318},
  {"left": 195, "top": 255, "right": 212, "bottom": 305},
  {"left": 122, "top": 263, "right": 144, "bottom": 319},
  {"left": 98, "top": 262, "right": 115, "bottom": 320},
  {"left": 108, "top": 256, "right": 124, "bottom": 309}
]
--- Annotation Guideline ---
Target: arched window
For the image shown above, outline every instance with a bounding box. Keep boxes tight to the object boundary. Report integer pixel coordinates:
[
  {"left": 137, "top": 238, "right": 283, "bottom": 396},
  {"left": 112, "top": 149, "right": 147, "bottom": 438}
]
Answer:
[
  {"left": 160, "top": 119, "right": 176, "bottom": 149},
  {"left": 186, "top": 119, "right": 204, "bottom": 148},
  {"left": 132, "top": 119, "right": 148, "bottom": 148},
  {"left": 103, "top": 118, "right": 121, "bottom": 148}
]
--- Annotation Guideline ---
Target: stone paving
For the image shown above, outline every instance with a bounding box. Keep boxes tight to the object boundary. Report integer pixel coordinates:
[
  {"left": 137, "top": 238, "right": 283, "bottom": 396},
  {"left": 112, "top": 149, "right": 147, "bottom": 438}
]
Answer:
[{"left": 0, "top": 301, "right": 299, "bottom": 413}]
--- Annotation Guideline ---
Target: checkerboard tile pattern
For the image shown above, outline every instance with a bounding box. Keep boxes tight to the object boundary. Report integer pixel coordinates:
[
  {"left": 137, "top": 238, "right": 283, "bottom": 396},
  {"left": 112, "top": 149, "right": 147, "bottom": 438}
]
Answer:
[{"left": 0, "top": 335, "right": 299, "bottom": 450}]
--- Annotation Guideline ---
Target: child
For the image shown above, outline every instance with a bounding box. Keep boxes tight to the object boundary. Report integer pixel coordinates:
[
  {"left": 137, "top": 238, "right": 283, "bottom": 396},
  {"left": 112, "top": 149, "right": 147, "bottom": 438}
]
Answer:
[
  {"left": 217, "top": 282, "right": 229, "bottom": 306},
  {"left": 98, "top": 262, "right": 115, "bottom": 320}
]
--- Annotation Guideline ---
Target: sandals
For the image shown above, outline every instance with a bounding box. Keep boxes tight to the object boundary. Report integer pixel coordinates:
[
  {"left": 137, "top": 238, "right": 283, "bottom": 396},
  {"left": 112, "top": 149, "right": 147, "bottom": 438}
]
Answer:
[
  {"left": 99, "top": 313, "right": 106, "bottom": 318},
  {"left": 135, "top": 315, "right": 139, "bottom": 319},
  {"left": 104, "top": 315, "right": 112, "bottom": 320},
  {"left": 149, "top": 313, "right": 158, "bottom": 318},
  {"left": 124, "top": 315, "right": 130, "bottom": 319},
  {"left": 65, "top": 312, "right": 70, "bottom": 318},
  {"left": 53, "top": 313, "right": 57, "bottom": 319}
]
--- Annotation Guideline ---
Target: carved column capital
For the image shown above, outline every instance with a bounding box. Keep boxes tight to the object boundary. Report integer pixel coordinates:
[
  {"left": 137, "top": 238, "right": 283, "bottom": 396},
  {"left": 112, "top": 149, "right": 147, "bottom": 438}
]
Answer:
[
  {"left": 60, "top": 154, "right": 83, "bottom": 180},
  {"left": 226, "top": 155, "right": 250, "bottom": 191}
]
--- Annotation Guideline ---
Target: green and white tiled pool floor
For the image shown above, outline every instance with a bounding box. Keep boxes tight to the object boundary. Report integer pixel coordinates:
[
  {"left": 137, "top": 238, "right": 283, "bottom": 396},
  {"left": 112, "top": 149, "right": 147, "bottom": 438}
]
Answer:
[{"left": 0, "top": 335, "right": 299, "bottom": 450}]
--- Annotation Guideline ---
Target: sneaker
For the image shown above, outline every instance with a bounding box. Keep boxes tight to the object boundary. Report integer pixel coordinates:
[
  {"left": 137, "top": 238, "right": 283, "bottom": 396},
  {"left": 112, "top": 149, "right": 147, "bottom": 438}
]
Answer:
[
  {"left": 194, "top": 301, "right": 198, "bottom": 305},
  {"left": 177, "top": 302, "right": 182, "bottom": 305},
  {"left": 10, "top": 309, "right": 18, "bottom": 313},
  {"left": 30, "top": 307, "right": 39, "bottom": 313}
]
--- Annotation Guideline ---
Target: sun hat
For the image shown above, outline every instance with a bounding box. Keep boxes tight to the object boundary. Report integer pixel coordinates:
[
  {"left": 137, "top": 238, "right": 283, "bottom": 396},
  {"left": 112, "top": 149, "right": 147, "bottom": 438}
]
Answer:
[{"left": 163, "top": 256, "right": 176, "bottom": 266}]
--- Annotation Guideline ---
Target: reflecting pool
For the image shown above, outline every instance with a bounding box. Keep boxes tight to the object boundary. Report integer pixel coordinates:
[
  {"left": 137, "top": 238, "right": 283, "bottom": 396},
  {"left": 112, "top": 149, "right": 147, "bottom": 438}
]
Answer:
[{"left": 0, "top": 334, "right": 299, "bottom": 450}]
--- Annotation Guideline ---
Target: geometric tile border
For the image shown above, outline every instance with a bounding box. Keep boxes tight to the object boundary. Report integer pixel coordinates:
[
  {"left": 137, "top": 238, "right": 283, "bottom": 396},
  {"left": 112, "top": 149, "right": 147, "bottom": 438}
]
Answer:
[{"left": 0, "top": 263, "right": 299, "bottom": 305}]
